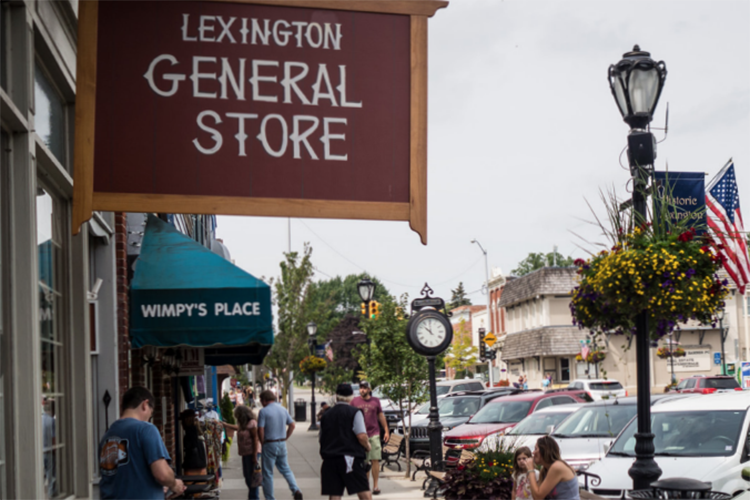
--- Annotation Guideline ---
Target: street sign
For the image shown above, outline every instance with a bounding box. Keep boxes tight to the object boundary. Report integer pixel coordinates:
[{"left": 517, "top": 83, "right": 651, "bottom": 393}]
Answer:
[
  {"left": 484, "top": 332, "right": 497, "bottom": 347},
  {"left": 714, "top": 352, "right": 722, "bottom": 365}
]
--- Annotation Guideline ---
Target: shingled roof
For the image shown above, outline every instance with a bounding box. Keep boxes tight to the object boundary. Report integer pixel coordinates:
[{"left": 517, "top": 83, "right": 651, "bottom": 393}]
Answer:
[
  {"left": 500, "top": 326, "right": 588, "bottom": 361},
  {"left": 498, "top": 267, "right": 578, "bottom": 308}
]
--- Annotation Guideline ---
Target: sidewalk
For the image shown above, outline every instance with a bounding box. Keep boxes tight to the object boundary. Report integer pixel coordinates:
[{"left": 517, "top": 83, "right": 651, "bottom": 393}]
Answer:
[{"left": 219, "top": 427, "right": 428, "bottom": 500}]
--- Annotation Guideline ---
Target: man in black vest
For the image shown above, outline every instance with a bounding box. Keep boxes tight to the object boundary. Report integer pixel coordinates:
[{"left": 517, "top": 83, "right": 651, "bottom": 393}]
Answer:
[{"left": 319, "top": 383, "right": 372, "bottom": 500}]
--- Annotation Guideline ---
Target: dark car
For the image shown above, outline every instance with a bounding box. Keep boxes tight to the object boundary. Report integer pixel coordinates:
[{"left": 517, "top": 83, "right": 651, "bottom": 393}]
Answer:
[
  {"left": 675, "top": 375, "right": 742, "bottom": 394},
  {"left": 406, "top": 388, "right": 524, "bottom": 452},
  {"left": 442, "top": 389, "right": 589, "bottom": 451}
]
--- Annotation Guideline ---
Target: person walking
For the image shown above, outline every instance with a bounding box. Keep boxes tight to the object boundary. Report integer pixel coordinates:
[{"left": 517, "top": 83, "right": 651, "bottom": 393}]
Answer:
[
  {"left": 350, "top": 381, "right": 389, "bottom": 495},
  {"left": 257, "top": 390, "right": 303, "bottom": 500},
  {"left": 235, "top": 405, "right": 262, "bottom": 500},
  {"left": 98, "top": 387, "right": 186, "bottom": 499},
  {"left": 319, "top": 383, "right": 372, "bottom": 500}
]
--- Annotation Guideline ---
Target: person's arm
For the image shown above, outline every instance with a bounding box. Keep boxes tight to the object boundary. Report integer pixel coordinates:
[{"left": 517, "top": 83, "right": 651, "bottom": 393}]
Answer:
[
  {"left": 249, "top": 427, "right": 259, "bottom": 466},
  {"left": 222, "top": 422, "right": 239, "bottom": 431},
  {"left": 258, "top": 427, "right": 265, "bottom": 444},
  {"left": 356, "top": 432, "right": 371, "bottom": 452},
  {"left": 150, "top": 459, "right": 186, "bottom": 495},
  {"left": 286, "top": 421, "right": 296, "bottom": 440},
  {"left": 377, "top": 411, "right": 389, "bottom": 442},
  {"left": 525, "top": 461, "right": 561, "bottom": 500}
]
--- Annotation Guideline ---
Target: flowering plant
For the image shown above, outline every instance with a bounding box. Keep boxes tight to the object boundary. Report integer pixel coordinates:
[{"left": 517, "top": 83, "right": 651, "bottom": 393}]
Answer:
[
  {"left": 656, "top": 346, "right": 685, "bottom": 358},
  {"left": 570, "top": 191, "right": 729, "bottom": 340},
  {"left": 299, "top": 355, "right": 326, "bottom": 374},
  {"left": 575, "top": 351, "right": 607, "bottom": 363},
  {"left": 442, "top": 448, "right": 514, "bottom": 500}
]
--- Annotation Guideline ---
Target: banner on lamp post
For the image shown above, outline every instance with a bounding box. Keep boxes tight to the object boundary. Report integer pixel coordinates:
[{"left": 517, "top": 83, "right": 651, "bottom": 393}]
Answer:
[{"left": 653, "top": 172, "right": 706, "bottom": 234}]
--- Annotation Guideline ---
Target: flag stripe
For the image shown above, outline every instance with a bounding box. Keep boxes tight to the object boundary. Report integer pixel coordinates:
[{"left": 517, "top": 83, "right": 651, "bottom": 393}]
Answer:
[{"left": 706, "top": 199, "right": 749, "bottom": 282}]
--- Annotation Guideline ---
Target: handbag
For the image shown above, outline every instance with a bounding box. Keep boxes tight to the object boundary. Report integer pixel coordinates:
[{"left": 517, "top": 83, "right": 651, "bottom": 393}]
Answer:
[{"left": 250, "top": 460, "right": 262, "bottom": 488}]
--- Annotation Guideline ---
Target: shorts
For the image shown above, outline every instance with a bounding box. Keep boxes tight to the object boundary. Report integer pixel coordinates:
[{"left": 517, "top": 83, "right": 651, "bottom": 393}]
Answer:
[
  {"left": 320, "top": 457, "right": 370, "bottom": 496},
  {"left": 366, "top": 435, "right": 382, "bottom": 461}
]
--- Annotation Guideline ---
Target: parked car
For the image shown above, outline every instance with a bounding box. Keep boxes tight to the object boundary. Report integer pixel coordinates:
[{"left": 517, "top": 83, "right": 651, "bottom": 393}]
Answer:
[
  {"left": 442, "top": 390, "right": 589, "bottom": 451},
  {"left": 567, "top": 379, "right": 627, "bottom": 401},
  {"left": 675, "top": 375, "right": 741, "bottom": 394},
  {"left": 435, "top": 378, "right": 486, "bottom": 397},
  {"left": 585, "top": 391, "right": 750, "bottom": 499},
  {"left": 407, "top": 388, "right": 523, "bottom": 451},
  {"left": 550, "top": 394, "right": 692, "bottom": 471},
  {"left": 479, "top": 403, "right": 585, "bottom": 453}
]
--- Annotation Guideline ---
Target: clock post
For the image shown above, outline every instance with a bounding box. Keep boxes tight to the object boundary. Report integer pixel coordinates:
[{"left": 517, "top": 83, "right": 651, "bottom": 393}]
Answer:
[{"left": 405, "top": 284, "right": 454, "bottom": 487}]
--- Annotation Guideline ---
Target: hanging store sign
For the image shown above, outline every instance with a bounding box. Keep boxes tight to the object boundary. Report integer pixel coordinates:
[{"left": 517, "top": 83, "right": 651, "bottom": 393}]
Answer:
[
  {"left": 178, "top": 348, "right": 205, "bottom": 376},
  {"left": 73, "top": 0, "right": 448, "bottom": 244}
]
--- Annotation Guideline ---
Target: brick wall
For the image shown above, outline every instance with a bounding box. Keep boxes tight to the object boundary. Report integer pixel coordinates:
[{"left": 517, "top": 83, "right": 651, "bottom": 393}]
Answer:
[
  {"left": 151, "top": 366, "right": 176, "bottom": 459},
  {"left": 115, "top": 212, "right": 131, "bottom": 402}
]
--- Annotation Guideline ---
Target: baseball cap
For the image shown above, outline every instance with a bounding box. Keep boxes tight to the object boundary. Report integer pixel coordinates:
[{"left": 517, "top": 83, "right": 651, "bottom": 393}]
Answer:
[
  {"left": 360, "top": 381, "right": 371, "bottom": 389},
  {"left": 336, "top": 383, "right": 354, "bottom": 397}
]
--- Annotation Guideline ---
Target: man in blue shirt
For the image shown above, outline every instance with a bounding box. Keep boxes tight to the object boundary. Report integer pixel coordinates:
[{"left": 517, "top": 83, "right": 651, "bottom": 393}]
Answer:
[
  {"left": 258, "top": 390, "right": 303, "bottom": 500},
  {"left": 99, "top": 387, "right": 186, "bottom": 499}
]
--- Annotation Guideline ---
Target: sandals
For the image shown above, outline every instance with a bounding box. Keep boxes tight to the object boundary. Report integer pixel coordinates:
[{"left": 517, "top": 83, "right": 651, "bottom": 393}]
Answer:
[{"left": 373, "top": 488, "right": 381, "bottom": 495}]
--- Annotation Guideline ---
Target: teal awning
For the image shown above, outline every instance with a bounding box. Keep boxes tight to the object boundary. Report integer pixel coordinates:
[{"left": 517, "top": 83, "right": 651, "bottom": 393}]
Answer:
[{"left": 130, "top": 216, "right": 273, "bottom": 361}]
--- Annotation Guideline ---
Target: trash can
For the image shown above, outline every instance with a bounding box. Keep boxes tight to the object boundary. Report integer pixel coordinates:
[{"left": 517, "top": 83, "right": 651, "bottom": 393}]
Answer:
[
  {"left": 628, "top": 477, "right": 731, "bottom": 499},
  {"left": 293, "top": 399, "right": 307, "bottom": 422}
]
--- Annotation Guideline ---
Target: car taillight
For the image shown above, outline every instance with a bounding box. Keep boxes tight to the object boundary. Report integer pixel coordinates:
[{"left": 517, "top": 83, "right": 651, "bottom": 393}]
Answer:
[
  {"left": 625, "top": 390, "right": 629, "bottom": 397},
  {"left": 735, "top": 387, "right": 744, "bottom": 391},
  {"left": 701, "top": 388, "right": 717, "bottom": 394}
]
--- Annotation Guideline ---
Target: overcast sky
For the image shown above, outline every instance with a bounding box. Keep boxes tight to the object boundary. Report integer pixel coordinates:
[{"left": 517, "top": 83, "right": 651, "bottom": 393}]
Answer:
[{"left": 216, "top": 0, "right": 750, "bottom": 309}]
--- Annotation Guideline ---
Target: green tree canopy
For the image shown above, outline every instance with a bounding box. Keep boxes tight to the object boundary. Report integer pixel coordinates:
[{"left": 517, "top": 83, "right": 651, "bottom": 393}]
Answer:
[
  {"left": 448, "top": 282, "right": 472, "bottom": 310},
  {"left": 511, "top": 251, "right": 574, "bottom": 276},
  {"left": 444, "top": 319, "right": 478, "bottom": 374}
]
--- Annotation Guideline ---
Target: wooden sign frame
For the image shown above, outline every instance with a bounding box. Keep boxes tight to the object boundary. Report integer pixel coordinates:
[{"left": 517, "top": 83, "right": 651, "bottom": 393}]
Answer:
[{"left": 72, "top": 0, "right": 448, "bottom": 244}]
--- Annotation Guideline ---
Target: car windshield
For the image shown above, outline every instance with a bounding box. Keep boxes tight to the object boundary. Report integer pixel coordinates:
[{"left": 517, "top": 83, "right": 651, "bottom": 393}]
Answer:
[
  {"left": 416, "top": 402, "right": 430, "bottom": 415},
  {"left": 436, "top": 386, "right": 451, "bottom": 397},
  {"left": 438, "top": 397, "right": 480, "bottom": 418},
  {"left": 553, "top": 404, "right": 636, "bottom": 438},
  {"left": 589, "top": 382, "right": 623, "bottom": 391},
  {"left": 508, "top": 411, "right": 574, "bottom": 435},
  {"left": 705, "top": 378, "right": 740, "bottom": 389},
  {"left": 469, "top": 400, "right": 533, "bottom": 424},
  {"left": 610, "top": 410, "right": 745, "bottom": 457}
]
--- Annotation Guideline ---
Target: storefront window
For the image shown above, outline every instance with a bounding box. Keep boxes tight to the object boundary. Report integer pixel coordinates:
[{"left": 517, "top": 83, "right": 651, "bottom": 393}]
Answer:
[
  {"left": 34, "top": 61, "right": 67, "bottom": 165},
  {"left": 37, "top": 187, "right": 66, "bottom": 499}
]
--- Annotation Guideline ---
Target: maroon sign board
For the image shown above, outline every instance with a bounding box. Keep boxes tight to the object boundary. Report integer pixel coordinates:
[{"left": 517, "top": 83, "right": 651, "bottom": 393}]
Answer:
[{"left": 73, "top": 0, "right": 448, "bottom": 244}]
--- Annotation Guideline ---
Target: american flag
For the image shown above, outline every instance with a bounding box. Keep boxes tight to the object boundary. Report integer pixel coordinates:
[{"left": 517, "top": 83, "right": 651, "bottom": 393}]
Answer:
[{"left": 706, "top": 160, "right": 750, "bottom": 294}]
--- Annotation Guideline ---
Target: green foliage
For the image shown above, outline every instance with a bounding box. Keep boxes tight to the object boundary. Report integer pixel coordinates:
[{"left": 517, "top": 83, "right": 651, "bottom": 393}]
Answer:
[
  {"left": 448, "top": 282, "right": 472, "bottom": 310},
  {"left": 319, "top": 364, "right": 356, "bottom": 395},
  {"left": 445, "top": 319, "right": 478, "bottom": 373},
  {"left": 443, "top": 443, "right": 516, "bottom": 500},
  {"left": 219, "top": 393, "right": 235, "bottom": 424},
  {"left": 511, "top": 251, "right": 574, "bottom": 276},
  {"left": 264, "top": 244, "right": 325, "bottom": 407}
]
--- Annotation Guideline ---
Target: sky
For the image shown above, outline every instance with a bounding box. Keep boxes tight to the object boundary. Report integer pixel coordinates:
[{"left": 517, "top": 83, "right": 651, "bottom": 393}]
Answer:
[{"left": 216, "top": 0, "right": 750, "bottom": 309}]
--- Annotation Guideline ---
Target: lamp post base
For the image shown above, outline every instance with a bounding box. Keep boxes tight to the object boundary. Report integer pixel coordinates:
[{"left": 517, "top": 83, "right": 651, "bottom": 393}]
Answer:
[
  {"left": 309, "top": 401, "right": 319, "bottom": 431},
  {"left": 628, "top": 432, "right": 662, "bottom": 490}
]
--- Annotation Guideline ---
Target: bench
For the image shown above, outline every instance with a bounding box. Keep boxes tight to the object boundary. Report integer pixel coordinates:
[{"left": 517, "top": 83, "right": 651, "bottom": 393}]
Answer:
[
  {"left": 409, "top": 445, "right": 452, "bottom": 482},
  {"left": 424, "top": 449, "right": 476, "bottom": 497},
  {"left": 381, "top": 434, "right": 405, "bottom": 471}
]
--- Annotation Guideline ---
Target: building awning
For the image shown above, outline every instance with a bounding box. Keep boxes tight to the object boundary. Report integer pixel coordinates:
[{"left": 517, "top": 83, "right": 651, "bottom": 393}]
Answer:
[
  {"left": 501, "top": 326, "right": 587, "bottom": 361},
  {"left": 130, "top": 215, "right": 273, "bottom": 363}
]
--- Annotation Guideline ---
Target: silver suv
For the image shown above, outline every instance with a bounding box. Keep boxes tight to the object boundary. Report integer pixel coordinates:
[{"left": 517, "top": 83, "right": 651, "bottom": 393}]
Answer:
[{"left": 436, "top": 379, "right": 485, "bottom": 397}]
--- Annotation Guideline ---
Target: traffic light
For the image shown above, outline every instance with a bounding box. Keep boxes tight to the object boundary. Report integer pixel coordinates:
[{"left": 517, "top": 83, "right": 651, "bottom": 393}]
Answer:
[
  {"left": 361, "top": 302, "right": 367, "bottom": 316},
  {"left": 478, "top": 328, "right": 486, "bottom": 362},
  {"left": 369, "top": 301, "right": 380, "bottom": 319}
]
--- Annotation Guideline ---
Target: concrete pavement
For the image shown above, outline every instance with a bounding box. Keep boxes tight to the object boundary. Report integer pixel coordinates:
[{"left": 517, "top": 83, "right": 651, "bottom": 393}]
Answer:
[{"left": 219, "top": 418, "right": 428, "bottom": 500}]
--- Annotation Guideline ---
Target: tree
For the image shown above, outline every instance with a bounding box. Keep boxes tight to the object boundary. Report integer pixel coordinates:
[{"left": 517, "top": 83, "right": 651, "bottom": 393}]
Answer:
[
  {"left": 326, "top": 315, "right": 368, "bottom": 372},
  {"left": 264, "top": 244, "right": 323, "bottom": 408},
  {"left": 448, "top": 282, "right": 472, "bottom": 310},
  {"left": 511, "top": 250, "right": 575, "bottom": 276},
  {"left": 444, "top": 319, "right": 478, "bottom": 377},
  {"left": 357, "top": 295, "right": 429, "bottom": 476}
]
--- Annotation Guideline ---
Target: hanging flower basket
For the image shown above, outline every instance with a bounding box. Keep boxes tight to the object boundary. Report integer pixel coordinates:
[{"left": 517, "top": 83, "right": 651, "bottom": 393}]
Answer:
[
  {"left": 299, "top": 355, "right": 326, "bottom": 374},
  {"left": 571, "top": 222, "right": 729, "bottom": 340},
  {"left": 575, "top": 351, "right": 607, "bottom": 363},
  {"left": 656, "top": 346, "right": 686, "bottom": 359}
]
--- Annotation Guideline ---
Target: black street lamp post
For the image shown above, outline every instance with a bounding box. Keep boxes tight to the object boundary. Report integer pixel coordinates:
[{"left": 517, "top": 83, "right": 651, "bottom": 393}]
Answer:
[
  {"left": 307, "top": 321, "right": 319, "bottom": 431},
  {"left": 608, "top": 45, "right": 667, "bottom": 491},
  {"left": 668, "top": 335, "right": 676, "bottom": 384},
  {"left": 358, "top": 278, "right": 376, "bottom": 319}
]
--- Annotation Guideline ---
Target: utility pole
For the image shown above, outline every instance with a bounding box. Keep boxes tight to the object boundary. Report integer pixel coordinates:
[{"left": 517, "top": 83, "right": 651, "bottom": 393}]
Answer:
[{"left": 472, "top": 239, "right": 494, "bottom": 387}]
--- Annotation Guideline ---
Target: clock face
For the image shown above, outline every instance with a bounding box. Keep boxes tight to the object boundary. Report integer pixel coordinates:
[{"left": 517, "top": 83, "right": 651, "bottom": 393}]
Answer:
[
  {"left": 406, "top": 309, "right": 453, "bottom": 356},
  {"left": 415, "top": 317, "right": 447, "bottom": 348}
]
